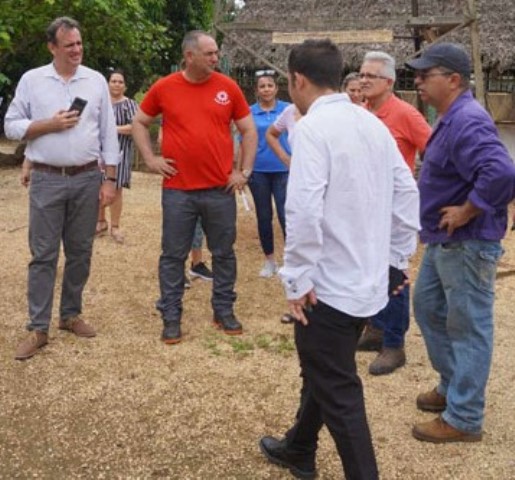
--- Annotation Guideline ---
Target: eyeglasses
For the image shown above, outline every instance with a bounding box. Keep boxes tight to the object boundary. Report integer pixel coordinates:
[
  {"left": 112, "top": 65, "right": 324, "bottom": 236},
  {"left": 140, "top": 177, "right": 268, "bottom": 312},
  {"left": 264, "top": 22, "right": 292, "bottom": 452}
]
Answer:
[
  {"left": 358, "top": 72, "right": 389, "bottom": 80},
  {"left": 255, "top": 69, "right": 276, "bottom": 77},
  {"left": 415, "top": 71, "right": 454, "bottom": 81}
]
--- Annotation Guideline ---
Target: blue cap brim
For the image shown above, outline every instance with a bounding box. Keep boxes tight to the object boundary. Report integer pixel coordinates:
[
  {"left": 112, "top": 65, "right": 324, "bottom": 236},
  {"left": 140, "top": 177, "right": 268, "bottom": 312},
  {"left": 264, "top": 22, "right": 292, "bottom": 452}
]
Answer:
[{"left": 405, "top": 57, "right": 439, "bottom": 70}]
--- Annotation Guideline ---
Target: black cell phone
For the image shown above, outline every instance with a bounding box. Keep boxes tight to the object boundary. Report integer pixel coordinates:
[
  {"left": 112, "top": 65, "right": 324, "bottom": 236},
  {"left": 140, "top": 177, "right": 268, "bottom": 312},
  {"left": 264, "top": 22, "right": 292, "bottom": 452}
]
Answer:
[
  {"left": 68, "top": 97, "right": 88, "bottom": 116},
  {"left": 388, "top": 266, "right": 407, "bottom": 296}
]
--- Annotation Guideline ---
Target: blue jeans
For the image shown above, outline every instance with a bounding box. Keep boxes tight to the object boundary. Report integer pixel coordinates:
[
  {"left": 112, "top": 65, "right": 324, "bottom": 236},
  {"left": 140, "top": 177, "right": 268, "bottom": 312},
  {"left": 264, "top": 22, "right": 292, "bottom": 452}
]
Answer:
[
  {"left": 413, "top": 240, "right": 503, "bottom": 433},
  {"left": 156, "top": 188, "right": 237, "bottom": 324},
  {"left": 370, "top": 286, "right": 409, "bottom": 348},
  {"left": 248, "top": 171, "right": 288, "bottom": 255}
]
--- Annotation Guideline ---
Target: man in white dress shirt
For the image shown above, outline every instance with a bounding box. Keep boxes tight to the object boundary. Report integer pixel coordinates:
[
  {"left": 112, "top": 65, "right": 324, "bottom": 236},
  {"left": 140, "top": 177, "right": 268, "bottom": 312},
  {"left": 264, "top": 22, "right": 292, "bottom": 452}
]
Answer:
[
  {"left": 258, "top": 39, "right": 419, "bottom": 479},
  {"left": 5, "top": 16, "right": 119, "bottom": 360}
]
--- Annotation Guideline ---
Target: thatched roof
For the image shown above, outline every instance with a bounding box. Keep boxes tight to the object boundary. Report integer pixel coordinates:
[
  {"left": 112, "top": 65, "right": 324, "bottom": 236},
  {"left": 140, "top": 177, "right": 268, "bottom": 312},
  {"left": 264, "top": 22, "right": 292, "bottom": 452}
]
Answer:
[{"left": 220, "top": 0, "right": 515, "bottom": 74}]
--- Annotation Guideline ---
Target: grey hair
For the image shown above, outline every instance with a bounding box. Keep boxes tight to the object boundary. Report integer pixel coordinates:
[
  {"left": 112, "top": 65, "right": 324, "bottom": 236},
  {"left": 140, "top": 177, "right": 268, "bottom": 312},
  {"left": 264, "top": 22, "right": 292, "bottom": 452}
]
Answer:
[
  {"left": 181, "top": 30, "right": 212, "bottom": 54},
  {"left": 363, "top": 51, "right": 396, "bottom": 82},
  {"left": 46, "top": 17, "right": 80, "bottom": 44}
]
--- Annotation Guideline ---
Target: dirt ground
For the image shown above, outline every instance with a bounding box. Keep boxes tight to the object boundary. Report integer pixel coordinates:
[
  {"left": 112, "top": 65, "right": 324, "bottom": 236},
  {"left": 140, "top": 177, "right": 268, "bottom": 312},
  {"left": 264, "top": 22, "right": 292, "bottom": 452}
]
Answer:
[{"left": 1, "top": 168, "right": 514, "bottom": 480}]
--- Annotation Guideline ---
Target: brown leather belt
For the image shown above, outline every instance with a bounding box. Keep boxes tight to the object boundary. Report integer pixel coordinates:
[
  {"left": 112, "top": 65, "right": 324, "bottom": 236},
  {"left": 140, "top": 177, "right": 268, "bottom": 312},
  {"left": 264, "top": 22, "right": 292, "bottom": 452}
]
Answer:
[{"left": 31, "top": 160, "right": 98, "bottom": 176}]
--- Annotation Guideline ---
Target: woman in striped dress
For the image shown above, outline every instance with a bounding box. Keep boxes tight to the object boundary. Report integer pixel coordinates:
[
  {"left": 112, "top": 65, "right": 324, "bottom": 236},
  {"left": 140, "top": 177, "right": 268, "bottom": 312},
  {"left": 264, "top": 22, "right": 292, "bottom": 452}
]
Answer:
[{"left": 96, "top": 69, "right": 138, "bottom": 243}]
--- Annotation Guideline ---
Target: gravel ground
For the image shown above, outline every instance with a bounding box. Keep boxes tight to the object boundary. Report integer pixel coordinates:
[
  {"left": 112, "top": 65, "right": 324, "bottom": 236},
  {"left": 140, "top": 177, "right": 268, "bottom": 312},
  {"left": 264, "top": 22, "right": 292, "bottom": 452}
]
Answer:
[{"left": 1, "top": 168, "right": 514, "bottom": 479}]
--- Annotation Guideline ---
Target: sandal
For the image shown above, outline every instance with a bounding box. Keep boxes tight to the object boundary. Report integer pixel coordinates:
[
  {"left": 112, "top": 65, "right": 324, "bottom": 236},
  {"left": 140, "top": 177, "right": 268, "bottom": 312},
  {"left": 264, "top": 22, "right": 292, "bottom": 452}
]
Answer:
[
  {"left": 111, "top": 225, "right": 124, "bottom": 244},
  {"left": 280, "top": 313, "right": 296, "bottom": 324},
  {"left": 95, "top": 220, "right": 108, "bottom": 236}
]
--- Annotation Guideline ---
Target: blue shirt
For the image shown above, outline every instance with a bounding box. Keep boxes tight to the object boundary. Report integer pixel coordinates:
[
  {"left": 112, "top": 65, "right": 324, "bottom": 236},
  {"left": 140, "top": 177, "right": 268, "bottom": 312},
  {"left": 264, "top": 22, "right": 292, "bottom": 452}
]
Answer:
[
  {"left": 418, "top": 90, "right": 515, "bottom": 244},
  {"left": 250, "top": 100, "right": 291, "bottom": 172}
]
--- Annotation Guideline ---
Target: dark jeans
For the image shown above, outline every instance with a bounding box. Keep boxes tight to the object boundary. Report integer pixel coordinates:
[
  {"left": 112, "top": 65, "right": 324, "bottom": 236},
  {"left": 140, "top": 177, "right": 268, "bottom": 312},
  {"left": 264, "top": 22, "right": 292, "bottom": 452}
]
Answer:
[
  {"left": 285, "top": 301, "right": 378, "bottom": 480},
  {"left": 156, "top": 188, "right": 237, "bottom": 324},
  {"left": 370, "top": 286, "right": 410, "bottom": 348},
  {"left": 248, "top": 171, "right": 288, "bottom": 255},
  {"left": 27, "top": 169, "right": 101, "bottom": 331}
]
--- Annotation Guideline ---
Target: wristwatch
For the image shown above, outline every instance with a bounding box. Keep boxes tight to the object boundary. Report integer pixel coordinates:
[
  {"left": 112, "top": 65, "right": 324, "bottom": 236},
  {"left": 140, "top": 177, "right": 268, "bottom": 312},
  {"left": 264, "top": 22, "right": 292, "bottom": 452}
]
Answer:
[
  {"left": 241, "top": 169, "right": 252, "bottom": 180},
  {"left": 103, "top": 174, "right": 117, "bottom": 183}
]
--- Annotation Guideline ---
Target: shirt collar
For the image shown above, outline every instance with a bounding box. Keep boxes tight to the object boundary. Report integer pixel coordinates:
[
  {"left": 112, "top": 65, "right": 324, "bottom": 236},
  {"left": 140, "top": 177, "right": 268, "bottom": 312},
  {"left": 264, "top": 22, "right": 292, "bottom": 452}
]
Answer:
[
  {"left": 307, "top": 92, "right": 349, "bottom": 114},
  {"left": 252, "top": 101, "right": 280, "bottom": 114},
  {"left": 43, "top": 62, "right": 89, "bottom": 81},
  {"left": 439, "top": 90, "right": 474, "bottom": 125}
]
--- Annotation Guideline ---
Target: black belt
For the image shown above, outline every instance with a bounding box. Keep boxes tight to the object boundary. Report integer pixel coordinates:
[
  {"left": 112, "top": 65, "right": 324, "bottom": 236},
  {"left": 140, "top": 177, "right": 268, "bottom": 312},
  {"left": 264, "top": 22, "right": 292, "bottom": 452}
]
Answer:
[{"left": 31, "top": 160, "right": 98, "bottom": 176}]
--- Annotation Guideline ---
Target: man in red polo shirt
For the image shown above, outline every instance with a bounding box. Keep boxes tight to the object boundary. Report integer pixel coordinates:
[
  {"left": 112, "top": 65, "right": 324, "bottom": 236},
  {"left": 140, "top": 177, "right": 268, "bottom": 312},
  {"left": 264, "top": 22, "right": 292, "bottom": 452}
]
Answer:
[
  {"left": 358, "top": 50, "right": 431, "bottom": 375},
  {"left": 132, "top": 30, "right": 257, "bottom": 344}
]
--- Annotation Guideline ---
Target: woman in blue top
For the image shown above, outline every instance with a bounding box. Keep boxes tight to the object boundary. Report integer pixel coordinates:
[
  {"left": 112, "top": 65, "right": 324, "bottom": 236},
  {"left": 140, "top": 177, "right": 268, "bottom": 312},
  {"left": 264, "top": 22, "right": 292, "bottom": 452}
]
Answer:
[{"left": 247, "top": 70, "right": 291, "bottom": 278}]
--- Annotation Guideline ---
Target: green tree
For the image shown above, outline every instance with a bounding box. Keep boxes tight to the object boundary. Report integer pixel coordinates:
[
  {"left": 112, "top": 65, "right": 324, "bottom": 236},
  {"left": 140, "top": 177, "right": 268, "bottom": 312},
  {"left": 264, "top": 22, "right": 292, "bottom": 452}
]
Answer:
[
  {"left": 0, "top": 0, "right": 218, "bottom": 130},
  {"left": 160, "top": 0, "right": 214, "bottom": 69}
]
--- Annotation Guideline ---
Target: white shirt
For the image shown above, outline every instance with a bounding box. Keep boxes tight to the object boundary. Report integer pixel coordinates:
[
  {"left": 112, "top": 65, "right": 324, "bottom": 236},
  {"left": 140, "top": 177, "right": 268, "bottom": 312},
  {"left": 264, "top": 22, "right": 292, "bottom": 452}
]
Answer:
[
  {"left": 273, "top": 103, "right": 299, "bottom": 146},
  {"left": 5, "top": 63, "right": 119, "bottom": 166},
  {"left": 280, "top": 93, "right": 420, "bottom": 317}
]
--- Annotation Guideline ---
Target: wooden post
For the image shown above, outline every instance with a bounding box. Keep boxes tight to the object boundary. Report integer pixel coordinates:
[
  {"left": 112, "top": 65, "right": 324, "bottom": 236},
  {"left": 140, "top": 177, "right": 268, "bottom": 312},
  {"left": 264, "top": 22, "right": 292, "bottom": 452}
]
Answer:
[{"left": 466, "top": 0, "right": 485, "bottom": 106}]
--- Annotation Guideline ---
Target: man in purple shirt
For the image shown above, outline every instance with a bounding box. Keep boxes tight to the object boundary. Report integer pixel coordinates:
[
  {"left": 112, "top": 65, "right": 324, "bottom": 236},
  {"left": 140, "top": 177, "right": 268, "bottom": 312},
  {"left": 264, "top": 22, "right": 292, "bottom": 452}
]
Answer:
[{"left": 406, "top": 43, "right": 515, "bottom": 443}]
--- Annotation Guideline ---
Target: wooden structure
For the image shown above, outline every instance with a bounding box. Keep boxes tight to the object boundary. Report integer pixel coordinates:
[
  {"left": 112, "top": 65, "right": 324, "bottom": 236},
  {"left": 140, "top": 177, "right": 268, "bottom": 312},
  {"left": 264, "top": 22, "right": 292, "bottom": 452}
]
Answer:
[{"left": 216, "top": 0, "right": 514, "bottom": 109}]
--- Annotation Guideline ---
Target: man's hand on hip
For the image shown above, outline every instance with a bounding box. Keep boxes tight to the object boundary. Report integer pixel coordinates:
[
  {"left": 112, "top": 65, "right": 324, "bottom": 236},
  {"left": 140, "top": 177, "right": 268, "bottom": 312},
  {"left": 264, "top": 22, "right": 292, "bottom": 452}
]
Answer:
[
  {"left": 146, "top": 156, "right": 177, "bottom": 178},
  {"left": 226, "top": 170, "right": 247, "bottom": 193}
]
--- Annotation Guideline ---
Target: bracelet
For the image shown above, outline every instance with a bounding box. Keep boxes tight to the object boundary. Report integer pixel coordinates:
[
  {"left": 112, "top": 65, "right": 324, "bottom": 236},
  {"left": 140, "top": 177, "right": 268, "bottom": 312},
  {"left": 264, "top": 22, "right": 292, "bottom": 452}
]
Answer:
[{"left": 103, "top": 176, "right": 117, "bottom": 183}]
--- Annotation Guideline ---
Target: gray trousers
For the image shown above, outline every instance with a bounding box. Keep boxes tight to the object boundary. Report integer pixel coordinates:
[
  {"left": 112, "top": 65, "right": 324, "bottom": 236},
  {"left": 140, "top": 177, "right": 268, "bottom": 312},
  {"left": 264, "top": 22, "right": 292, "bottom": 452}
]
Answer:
[
  {"left": 27, "top": 169, "right": 101, "bottom": 331},
  {"left": 156, "top": 187, "right": 237, "bottom": 324}
]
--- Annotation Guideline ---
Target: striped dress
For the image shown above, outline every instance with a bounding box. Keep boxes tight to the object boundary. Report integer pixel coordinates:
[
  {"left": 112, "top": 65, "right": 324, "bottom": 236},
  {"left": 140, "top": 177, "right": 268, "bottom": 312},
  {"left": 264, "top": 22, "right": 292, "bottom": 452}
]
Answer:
[{"left": 112, "top": 97, "right": 138, "bottom": 189}]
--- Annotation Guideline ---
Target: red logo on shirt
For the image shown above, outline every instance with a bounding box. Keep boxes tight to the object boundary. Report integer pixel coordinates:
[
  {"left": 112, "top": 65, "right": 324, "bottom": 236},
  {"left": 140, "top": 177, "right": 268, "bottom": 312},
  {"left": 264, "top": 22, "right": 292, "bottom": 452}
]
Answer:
[{"left": 214, "top": 90, "right": 230, "bottom": 105}]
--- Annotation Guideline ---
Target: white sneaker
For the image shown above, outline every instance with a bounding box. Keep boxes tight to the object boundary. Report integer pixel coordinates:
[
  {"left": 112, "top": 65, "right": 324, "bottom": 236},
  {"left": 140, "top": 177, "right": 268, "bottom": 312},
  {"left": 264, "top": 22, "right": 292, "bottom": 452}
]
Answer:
[{"left": 259, "top": 260, "right": 278, "bottom": 278}]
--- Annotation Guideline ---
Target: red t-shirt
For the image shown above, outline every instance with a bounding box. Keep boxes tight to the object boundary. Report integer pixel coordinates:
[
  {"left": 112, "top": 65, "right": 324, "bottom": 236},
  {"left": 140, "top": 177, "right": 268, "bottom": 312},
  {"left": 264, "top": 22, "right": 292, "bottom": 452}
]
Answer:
[
  {"left": 374, "top": 94, "right": 431, "bottom": 172},
  {"left": 140, "top": 72, "right": 250, "bottom": 189}
]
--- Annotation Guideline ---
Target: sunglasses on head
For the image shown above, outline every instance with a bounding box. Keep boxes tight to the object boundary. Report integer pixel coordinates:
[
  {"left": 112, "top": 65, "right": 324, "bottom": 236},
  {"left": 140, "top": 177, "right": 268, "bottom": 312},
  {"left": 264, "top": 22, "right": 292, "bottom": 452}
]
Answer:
[{"left": 255, "top": 69, "right": 276, "bottom": 77}]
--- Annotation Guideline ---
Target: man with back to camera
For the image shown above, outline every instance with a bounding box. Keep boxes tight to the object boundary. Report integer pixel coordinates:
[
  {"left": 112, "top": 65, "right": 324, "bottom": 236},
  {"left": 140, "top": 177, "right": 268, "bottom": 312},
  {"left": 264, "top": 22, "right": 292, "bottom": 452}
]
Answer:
[
  {"left": 405, "top": 43, "right": 515, "bottom": 443},
  {"left": 357, "top": 50, "right": 431, "bottom": 376},
  {"left": 132, "top": 30, "right": 257, "bottom": 344},
  {"left": 258, "top": 39, "right": 419, "bottom": 480},
  {"left": 5, "top": 16, "right": 119, "bottom": 360}
]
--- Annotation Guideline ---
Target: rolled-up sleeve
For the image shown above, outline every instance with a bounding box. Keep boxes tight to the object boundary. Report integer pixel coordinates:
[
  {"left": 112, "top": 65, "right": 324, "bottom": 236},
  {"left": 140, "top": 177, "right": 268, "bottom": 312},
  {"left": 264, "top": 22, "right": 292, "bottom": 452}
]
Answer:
[
  {"left": 4, "top": 76, "right": 32, "bottom": 140},
  {"left": 452, "top": 114, "right": 515, "bottom": 213},
  {"left": 98, "top": 80, "right": 120, "bottom": 166}
]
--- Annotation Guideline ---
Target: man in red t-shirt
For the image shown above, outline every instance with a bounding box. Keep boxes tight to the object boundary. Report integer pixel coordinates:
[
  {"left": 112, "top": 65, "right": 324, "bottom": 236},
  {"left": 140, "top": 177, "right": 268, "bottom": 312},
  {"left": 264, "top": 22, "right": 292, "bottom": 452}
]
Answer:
[
  {"left": 133, "top": 30, "right": 257, "bottom": 344},
  {"left": 358, "top": 50, "right": 431, "bottom": 375}
]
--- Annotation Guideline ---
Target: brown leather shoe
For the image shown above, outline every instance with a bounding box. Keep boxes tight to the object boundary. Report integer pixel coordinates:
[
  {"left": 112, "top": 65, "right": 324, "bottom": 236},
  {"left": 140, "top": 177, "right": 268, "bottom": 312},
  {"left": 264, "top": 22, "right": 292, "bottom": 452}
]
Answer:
[
  {"left": 368, "top": 347, "right": 406, "bottom": 375},
  {"left": 15, "top": 331, "right": 48, "bottom": 360},
  {"left": 417, "top": 387, "right": 447, "bottom": 412},
  {"left": 59, "top": 316, "right": 96, "bottom": 337},
  {"left": 357, "top": 324, "right": 383, "bottom": 351},
  {"left": 412, "top": 416, "right": 482, "bottom": 443}
]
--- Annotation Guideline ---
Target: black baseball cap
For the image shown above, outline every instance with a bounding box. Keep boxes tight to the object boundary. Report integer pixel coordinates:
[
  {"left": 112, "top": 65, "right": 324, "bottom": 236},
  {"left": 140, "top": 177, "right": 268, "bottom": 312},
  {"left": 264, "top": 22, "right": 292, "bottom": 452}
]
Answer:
[{"left": 405, "top": 42, "right": 471, "bottom": 78}]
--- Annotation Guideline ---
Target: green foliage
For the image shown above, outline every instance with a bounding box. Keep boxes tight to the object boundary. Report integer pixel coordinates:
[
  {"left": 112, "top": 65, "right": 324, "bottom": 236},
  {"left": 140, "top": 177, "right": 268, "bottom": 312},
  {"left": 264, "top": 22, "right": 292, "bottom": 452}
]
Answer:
[
  {"left": 162, "top": 0, "right": 214, "bottom": 68},
  {"left": 203, "top": 332, "right": 295, "bottom": 358},
  {"left": 0, "top": 0, "right": 218, "bottom": 127}
]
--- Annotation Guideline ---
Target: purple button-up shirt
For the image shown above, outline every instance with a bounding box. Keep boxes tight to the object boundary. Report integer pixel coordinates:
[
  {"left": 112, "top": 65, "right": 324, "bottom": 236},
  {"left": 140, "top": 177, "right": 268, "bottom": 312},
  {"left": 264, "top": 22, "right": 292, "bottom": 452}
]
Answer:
[{"left": 418, "top": 90, "right": 515, "bottom": 244}]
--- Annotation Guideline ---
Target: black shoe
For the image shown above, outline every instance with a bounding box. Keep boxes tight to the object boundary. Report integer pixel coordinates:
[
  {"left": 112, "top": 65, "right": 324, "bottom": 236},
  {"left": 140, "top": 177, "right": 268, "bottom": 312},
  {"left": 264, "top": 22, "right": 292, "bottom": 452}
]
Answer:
[
  {"left": 189, "top": 261, "right": 213, "bottom": 281},
  {"left": 259, "top": 436, "right": 317, "bottom": 480},
  {"left": 213, "top": 313, "right": 242, "bottom": 335},
  {"left": 162, "top": 322, "right": 182, "bottom": 344}
]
